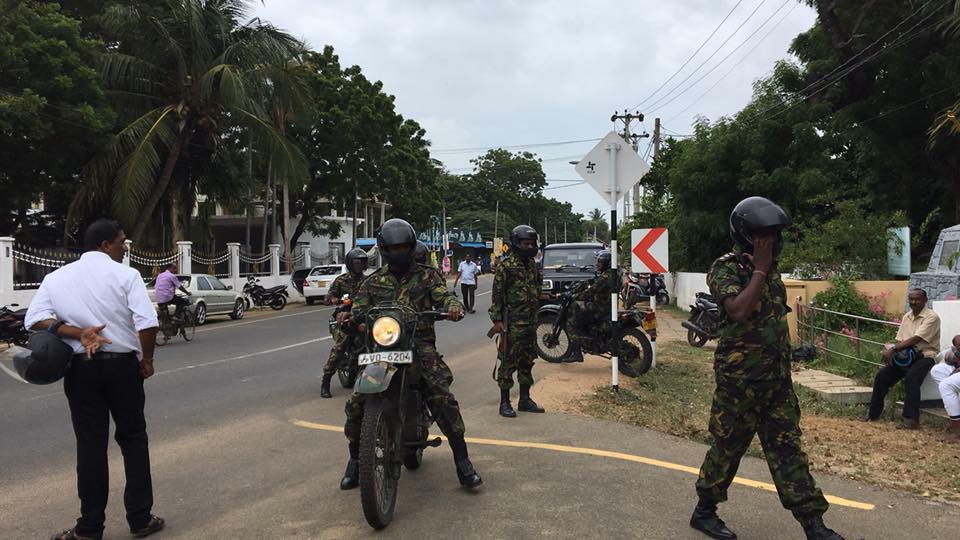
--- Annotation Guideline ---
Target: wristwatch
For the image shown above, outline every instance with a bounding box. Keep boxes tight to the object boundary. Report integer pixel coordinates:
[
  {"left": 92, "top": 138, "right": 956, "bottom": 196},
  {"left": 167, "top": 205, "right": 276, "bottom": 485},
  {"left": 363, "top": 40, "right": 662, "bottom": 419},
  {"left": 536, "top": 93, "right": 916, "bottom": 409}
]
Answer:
[{"left": 48, "top": 320, "right": 65, "bottom": 336}]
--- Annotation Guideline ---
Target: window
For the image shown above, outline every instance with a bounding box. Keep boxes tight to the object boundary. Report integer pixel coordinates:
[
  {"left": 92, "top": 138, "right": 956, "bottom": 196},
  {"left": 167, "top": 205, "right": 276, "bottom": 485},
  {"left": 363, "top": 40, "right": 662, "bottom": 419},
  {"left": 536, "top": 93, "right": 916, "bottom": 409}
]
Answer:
[
  {"left": 311, "top": 265, "right": 343, "bottom": 276},
  {"left": 209, "top": 277, "right": 227, "bottom": 290},
  {"left": 197, "top": 277, "right": 212, "bottom": 291}
]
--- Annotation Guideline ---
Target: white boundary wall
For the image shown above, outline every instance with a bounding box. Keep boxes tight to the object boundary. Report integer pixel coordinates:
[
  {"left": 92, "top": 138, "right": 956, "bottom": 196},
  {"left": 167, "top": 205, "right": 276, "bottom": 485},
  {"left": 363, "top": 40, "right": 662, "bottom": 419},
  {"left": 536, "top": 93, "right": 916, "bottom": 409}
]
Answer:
[{"left": 670, "top": 272, "right": 709, "bottom": 311}]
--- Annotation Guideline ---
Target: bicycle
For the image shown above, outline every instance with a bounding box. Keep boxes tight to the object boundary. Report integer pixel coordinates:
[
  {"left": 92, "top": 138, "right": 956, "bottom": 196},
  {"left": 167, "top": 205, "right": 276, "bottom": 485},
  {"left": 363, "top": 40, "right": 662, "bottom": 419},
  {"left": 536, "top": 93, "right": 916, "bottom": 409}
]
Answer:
[{"left": 156, "top": 301, "right": 196, "bottom": 345}]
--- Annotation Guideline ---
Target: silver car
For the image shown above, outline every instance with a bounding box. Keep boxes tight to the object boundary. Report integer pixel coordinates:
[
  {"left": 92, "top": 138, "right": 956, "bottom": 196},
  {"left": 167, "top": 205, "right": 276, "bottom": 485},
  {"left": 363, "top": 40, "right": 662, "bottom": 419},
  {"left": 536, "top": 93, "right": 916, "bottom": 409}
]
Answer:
[{"left": 148, "top": 273, "right": 245, "bottom": 325}]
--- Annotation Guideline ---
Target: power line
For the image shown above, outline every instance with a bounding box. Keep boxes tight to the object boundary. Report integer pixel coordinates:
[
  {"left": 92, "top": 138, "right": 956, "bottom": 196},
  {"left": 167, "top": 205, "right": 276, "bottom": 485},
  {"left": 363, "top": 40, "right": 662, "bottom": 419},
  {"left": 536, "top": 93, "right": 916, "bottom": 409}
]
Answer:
[
  {"left": 430, "top": 137, "right": 600, "bottom": 154},
  {"left": 642, "top": 0, "right": 771, "bottom": 113},
  {"left": 857, "top": 83, "right": 960, "bottom": 125},
  {"left": 665, "top": 0, "right": 799, "bottom": 124},
  {"left": 647, "top": 0, "right": 792, "bottom": 115},
  {"left": 630, "top": 0, "right": 746, "bottom": 111}
]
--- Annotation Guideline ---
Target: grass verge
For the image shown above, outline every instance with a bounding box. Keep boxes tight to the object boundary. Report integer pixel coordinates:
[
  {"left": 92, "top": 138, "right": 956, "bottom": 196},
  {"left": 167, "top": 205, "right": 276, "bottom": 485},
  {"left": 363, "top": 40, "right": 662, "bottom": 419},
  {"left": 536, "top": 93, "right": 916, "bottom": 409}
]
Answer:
[{"left": 576, "top": 342, "right": 960, "bottom": 502}]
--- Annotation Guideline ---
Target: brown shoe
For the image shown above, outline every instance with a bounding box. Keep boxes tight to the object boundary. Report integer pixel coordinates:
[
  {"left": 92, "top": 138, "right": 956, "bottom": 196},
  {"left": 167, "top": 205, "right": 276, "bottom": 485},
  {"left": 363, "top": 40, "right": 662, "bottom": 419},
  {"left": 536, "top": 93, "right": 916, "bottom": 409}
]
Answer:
[
  {"left": 131, "top": 515, "right": 165, "bottom": 538},
  {"left": 861, "top": 413, "right": 877, "bottom": 422},
  {"left": 943, "top": 420, "right": 960, "bottom": 443},
  {"left": 51, "top": 528, "right": 100, "bottom": 540},
  {"left": 896, "top": 418, "right": 920, "bottom": 430}
]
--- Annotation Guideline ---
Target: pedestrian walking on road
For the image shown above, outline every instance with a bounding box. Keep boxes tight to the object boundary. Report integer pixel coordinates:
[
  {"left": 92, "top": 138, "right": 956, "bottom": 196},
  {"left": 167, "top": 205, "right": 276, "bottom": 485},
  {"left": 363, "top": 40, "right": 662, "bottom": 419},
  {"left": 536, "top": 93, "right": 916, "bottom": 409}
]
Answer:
[
  {"left": 24, "top": 219, "right": 165, "bottom": 540},
  {"left": 691, "top": 198, "right": 842, "bottom": 540},
  {"left": 454, "top": 252, "right": 480, "bottom": 313},
  {"left": 320, "top": 248, "right": 368, "bottom": 398},
  {"left": 488, "top": 225, "right": 545, "bottom": 417}
]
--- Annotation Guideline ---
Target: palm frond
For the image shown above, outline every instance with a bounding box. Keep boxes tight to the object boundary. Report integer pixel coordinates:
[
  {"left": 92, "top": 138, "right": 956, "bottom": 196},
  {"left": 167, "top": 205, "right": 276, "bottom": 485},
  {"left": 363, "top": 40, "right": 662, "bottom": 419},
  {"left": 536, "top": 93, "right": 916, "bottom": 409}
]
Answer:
[
  {"left": 98, "top": 53, "right": 163, "bottom": 95},
  {"left": 199, "top": 63, "right": 249, "bottom": 110},
  {"left": 234, "top": 107, "right": 308, "bottom": 190}
]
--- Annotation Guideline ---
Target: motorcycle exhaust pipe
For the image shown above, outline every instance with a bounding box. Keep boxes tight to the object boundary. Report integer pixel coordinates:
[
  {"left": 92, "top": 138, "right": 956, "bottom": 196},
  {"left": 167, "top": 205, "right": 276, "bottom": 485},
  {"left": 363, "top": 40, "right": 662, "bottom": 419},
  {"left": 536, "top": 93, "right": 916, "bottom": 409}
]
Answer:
[{"left": 681, "top": 320, "right": 709, "bottom": 337}]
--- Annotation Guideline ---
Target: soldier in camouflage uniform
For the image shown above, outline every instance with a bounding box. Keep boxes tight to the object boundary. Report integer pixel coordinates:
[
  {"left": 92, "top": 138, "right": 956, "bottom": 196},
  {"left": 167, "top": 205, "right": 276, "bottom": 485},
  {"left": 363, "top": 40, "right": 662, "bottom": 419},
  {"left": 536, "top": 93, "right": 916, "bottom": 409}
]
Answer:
[
  {"left": 566, "top": 250, "right": 614, "bottom": 363},
  {"left": 338, "top": 219, "right": 482, "bottom": 490},
  {"left": 489, "top": 225, "right": 544, "bottom": 417},
  {"left": 320, "top": 248, "right": 368, "bottom": 398},
  {"left": 691, "top": 197, "right": 842, "bottom": 540}
]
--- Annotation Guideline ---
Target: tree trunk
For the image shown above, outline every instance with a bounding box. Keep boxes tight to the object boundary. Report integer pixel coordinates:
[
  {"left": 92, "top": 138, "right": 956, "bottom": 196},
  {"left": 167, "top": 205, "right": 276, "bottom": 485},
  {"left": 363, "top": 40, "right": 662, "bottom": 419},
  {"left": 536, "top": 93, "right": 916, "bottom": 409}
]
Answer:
[
  {"left": 131, "top": 130, "right": 190, "bottom": 243},
  {"left": 283, "top": 181, "right": 291, "bottom": 272},
  {"left": 170, "top": 189, "right": 184, "bottom": 244},
  {"left": 260, "top": 160, "right": 272, "bottom": 255}
]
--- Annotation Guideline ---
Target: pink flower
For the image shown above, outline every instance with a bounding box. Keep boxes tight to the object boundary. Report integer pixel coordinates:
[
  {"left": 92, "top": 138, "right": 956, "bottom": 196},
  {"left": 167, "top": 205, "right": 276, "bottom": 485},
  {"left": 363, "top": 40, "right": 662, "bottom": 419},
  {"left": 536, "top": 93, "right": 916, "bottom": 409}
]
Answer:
[{"left": 839, "top": 325, "right": 858, "bottom": 345}]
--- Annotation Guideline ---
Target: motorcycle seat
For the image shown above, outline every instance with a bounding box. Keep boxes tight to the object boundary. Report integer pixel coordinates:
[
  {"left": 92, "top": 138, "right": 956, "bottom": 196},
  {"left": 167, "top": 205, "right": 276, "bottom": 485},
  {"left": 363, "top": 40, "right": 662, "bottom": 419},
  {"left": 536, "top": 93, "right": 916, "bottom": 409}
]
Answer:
[
  {"left": 264, "top": 285, "right": 287, "bottom": 293},
  {"left": 695, "top": 292, "right": 714, "bottom": 301}
]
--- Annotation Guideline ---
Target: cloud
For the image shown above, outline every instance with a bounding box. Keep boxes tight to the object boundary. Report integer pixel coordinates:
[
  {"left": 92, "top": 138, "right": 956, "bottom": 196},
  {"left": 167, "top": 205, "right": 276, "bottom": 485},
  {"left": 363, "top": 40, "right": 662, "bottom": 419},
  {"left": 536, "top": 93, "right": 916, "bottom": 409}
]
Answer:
[{"left": 253, "top": 0, "right": 817, "bottom": 218}]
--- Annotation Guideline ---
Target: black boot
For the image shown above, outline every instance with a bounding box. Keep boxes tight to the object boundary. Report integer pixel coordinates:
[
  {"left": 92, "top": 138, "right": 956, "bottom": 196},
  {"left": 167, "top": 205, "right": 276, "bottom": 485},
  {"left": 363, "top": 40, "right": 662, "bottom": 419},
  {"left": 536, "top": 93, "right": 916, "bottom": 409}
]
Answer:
[
  {"left": 518, "top": 384, "right": 545, "bottom": 413},
  {"left": 320, "top": 374, "right": 332, "bottom": 398},
  {"left": 499, "top": 388, "right": 517, "bottom": 418},
  {"left": 690, "top": 502, "right": 737, "bottom": 540},
  {"left": 448, "top": 434, "right": 483, "bottom": 489},
  {"left": 563, "top": 345, "right": 584, "bottom": 363},
  {"left": 800, "top": 515, "right": 843, "bottom": 540},
  {"left": 340, "top": 442, "right": 359, "bottom": 490}
]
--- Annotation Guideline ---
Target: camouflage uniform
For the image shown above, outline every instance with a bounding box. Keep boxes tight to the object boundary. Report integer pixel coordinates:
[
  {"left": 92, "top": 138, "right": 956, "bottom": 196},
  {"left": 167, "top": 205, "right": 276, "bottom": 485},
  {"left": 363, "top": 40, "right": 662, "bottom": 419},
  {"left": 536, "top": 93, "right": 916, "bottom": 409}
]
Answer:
[
  {"left": 695, "top": 250, "right": 829, "bottom": 521},
  {"left": 343, "top": 265, "right": 466, "bottom": 445},
  {"left": 489, "top": 253, "right": 542, "bottom": 390},
  {"left": 323, "top": 272, "right": 366, "bottom": 378},
  {"left": 569, "top": 268, "right": 614, "bottom": 346}
]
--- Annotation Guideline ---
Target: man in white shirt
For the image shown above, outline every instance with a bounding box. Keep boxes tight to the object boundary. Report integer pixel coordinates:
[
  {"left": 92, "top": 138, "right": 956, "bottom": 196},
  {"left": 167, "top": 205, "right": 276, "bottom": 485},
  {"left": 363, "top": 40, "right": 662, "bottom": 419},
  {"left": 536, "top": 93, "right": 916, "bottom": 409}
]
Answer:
[
  {"left": 931, "top": 336, "right": 960, "bottom": 443},
  {"left": 454, "top": 252, "right": 480, "bottom": 313},
  {"left": 25, "top": 219, "right": 164, "bottom": 540}
]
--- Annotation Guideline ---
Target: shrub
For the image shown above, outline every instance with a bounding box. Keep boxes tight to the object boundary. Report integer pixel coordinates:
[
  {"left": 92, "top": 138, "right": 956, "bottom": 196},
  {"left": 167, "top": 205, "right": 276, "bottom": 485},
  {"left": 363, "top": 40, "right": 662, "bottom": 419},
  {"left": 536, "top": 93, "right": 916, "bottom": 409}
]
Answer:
[{"left": 811, "top": 277, "right": 875, "bottom": 330}]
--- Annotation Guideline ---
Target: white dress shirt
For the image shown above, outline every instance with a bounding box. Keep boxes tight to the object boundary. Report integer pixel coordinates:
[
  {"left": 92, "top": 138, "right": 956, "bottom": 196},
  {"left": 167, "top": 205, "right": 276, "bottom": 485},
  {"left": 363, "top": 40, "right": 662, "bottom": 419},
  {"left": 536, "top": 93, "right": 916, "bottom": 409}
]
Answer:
[{"left": 25, "top": 251, "right": 159, "bottom": 357}]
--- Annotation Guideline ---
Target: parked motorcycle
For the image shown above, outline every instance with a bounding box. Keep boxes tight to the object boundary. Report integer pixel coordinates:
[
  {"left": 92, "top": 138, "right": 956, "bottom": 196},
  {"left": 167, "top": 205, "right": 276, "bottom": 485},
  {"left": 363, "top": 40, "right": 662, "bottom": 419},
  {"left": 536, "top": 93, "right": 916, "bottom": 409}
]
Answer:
[
  {"left": 352, "top": 303, "right": 450, "bottom": 529},
  {"left": 328, "top": 295, "right": 359, "bottom": 388},
  {"left": 0, "top": 304, "right": 29, "bottom": 346},
  {"left": 623, "top": 272, "right": 669, "bottom": 308},
  {"left": 242, "top": 276, "right": 289, "bottom": 310},
  {"left": 681, "top": 292, "right": 720, "bottom": 347},
  {"left": 535, "top": 292, "right": 656, "bottom": 377}
]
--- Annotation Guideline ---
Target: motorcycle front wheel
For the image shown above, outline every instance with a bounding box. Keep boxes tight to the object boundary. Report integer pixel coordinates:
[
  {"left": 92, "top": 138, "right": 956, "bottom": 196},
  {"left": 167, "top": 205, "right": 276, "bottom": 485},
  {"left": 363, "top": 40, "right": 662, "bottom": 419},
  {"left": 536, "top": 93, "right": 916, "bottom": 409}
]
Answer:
[
  {"left": 656, "top": 291, "right": 670, "bottom": 307},
  {"left": 359, "top": 399, "right": 399, "bottom": 530},
  {"left": 535, "top": 313, "right": 572, "bottom": 363},
  {"left": 615, "top": 328, "right": 653, "bottom": 377},
  {"left": 687, "top": 312, "right": 708, "bottom": 348},
  {"left": 269, "top": 295, "right": 286, "bottom": 311}
]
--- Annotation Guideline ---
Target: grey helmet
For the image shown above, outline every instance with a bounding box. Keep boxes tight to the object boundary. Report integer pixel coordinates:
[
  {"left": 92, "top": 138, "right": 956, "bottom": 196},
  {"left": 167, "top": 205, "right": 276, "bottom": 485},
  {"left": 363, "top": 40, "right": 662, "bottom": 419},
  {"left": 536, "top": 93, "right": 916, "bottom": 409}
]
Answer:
[
  {"left": 414, "top": 241, "right": 429, "bottom": 265},
  {"left": 344, "top": 247, "right": 368, "bottom": 275}
]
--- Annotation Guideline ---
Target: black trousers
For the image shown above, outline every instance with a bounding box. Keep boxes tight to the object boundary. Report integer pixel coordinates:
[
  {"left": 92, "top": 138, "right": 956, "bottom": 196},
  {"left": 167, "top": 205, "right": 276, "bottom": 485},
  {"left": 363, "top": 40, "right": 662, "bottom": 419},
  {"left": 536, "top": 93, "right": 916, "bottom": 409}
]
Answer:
[
  {"left": 63, "top": 353, "right": 153, "bottom": 536},
  {"left": 867, "top": 356, "right": 936, "bottom": 420},
  {"left": 461, "top": 284, "right": 476, "bottom": 311}
]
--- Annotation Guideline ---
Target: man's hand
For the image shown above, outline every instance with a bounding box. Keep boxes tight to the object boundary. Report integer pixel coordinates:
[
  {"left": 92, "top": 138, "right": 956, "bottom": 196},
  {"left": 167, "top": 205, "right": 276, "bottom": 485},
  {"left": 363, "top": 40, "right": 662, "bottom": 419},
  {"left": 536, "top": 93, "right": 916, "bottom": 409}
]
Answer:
[
  {"left": 140, "top": 358, "right": 155, "bottom": 379},
  {"left": 882, "top": 345, "right": 894, "bottom": 366},
  {"left": 448, "top": 306, "right": 464, "bottom": 321},
  {"left": 335, "top": 311, "right": 351, "bottom": 325},
  {"left": 748, "top": 235, "right": 774, "bottom": 273},
  {"left": 80, "top": 325, "right": 111, "bottom": 359}
]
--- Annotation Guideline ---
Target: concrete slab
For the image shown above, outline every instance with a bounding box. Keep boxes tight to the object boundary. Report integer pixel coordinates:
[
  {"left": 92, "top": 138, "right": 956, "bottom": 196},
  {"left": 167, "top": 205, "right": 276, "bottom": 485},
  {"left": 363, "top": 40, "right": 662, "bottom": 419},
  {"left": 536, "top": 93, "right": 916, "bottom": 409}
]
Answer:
[{"left": 794, "top": 368, "right": 873, "bottom": 404}]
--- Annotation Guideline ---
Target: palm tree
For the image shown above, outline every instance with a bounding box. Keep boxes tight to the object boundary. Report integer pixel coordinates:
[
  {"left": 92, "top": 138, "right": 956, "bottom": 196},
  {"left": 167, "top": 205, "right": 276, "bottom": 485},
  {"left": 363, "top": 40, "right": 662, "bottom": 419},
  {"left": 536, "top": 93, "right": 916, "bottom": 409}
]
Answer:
[
  {"left": 584, "top": 208, "right": 609, "bottom": 242},
  {"left": 70, "top": 0, "right": 307, "bottom": 245}
]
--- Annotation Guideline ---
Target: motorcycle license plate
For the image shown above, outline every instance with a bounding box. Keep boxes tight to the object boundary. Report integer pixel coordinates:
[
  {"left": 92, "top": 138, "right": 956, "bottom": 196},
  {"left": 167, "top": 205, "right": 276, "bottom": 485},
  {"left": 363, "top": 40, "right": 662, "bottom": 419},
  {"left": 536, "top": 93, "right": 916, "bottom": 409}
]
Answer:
[{"left": 358, "top": 351, "right": 413, "bottom": 366}]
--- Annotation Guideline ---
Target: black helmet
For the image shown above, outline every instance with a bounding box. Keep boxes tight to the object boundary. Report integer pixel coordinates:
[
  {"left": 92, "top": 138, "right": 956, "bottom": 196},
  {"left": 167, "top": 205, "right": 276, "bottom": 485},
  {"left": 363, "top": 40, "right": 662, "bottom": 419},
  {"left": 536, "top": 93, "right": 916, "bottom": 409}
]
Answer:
[
  {"left": 377, "top": 218, "right": 417, "bottom": 268},
  {"left": 510, "top": 225, "right": 539, "bottom": 258},
  {"left": 345, "top": 247, "right": 368, "bottom": 275},
  {"left": 414, "top": 241, "right": 429, "bottom": 265},
  {"left": 0, "top": 331, "right": 74, "bottom": 385},
  {"left": 729, "top": 196, "right": 790, "bottom": 256},
  {"left": 596, "top": 250, "right": 611, "bottom": 272}
]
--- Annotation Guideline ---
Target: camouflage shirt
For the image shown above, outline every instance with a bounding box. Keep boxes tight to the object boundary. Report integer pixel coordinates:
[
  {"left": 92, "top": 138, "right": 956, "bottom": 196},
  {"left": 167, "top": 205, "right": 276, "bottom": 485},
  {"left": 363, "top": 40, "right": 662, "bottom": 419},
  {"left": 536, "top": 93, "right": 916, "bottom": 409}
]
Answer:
[
  {"left": 578, "top": 268, "right": 615, "bottom": 306},
  {"left": 708, "top": 251, "right": 791, "bottom": 380},
  {"left": 489, "top": 253, "right": 541, "bottom": 323},
  {"left": 353, "top": 264, "right": 463, "bottom": 335},
  {"left": 326, "top": 271, "right": 365, "bottom": 303}
]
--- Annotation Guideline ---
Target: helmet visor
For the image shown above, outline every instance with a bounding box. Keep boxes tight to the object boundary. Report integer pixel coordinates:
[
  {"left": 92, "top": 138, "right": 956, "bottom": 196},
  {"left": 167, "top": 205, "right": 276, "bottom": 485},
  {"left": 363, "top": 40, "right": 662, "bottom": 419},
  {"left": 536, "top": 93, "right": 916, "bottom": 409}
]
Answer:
[{"left": 0, "top": 344, "right": 33, "bottom": 385}]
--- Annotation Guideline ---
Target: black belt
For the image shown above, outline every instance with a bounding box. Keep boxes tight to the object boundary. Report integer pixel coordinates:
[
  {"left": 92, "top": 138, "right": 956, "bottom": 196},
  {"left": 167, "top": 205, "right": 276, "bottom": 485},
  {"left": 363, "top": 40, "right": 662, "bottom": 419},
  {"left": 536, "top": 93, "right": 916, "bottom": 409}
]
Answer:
[{"left": 74, "top": 351, "right": 137, "bottom": 360}]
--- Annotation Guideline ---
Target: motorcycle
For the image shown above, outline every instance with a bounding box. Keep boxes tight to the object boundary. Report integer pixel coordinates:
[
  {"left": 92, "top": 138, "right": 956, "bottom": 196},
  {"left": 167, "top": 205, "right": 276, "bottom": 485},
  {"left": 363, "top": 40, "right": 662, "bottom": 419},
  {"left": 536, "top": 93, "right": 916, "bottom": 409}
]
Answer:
[
  {"left": 681, "top": 292, "right": 720, "bottom": 347},
  {"left": 353, "top": 302, "right": 449, "bottom": 530},
  {"left": 242, "top": 276, "right": 289, "bottom": 310},
  {"left": 327, "top": 295, "right": 359, "bottom": 388},
  {"left": 535, "top": 289, "right": 656, "bottom": 377},
  {"left": 0, "top": 304, "right": 29, "bottom": 346},
  {"left": 623, "top": 272, "right": 669, "bottom": 308}
]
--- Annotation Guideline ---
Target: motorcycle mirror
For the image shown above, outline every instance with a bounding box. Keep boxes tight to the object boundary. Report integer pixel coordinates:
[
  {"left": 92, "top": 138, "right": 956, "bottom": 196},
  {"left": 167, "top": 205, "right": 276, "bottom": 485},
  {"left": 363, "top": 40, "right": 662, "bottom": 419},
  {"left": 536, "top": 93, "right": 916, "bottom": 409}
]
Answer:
[{"left": 0, "top": 344, "right": 32, "bottom": 385}]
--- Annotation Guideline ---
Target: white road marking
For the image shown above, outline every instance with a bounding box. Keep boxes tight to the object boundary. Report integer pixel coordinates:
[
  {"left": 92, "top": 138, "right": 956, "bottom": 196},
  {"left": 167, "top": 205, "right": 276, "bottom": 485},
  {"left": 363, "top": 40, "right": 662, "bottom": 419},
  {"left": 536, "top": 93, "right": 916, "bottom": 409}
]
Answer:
[{"left": 158, "top": 337, "right": 331, "bottom": 376}]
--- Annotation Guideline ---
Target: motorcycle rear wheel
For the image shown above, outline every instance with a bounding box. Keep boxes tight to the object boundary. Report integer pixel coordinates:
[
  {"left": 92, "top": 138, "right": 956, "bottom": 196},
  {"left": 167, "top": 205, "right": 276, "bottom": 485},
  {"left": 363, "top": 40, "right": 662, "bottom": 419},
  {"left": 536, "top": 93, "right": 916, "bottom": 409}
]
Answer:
[
  {"left": 687, "top": 312, "right": 708, "bottom": 348},
  {"left": 534, "top": 313, "right": 572, "bottom": 363},
  {"left": 269, "top": 295, "right": 286, "bottom": 311},
  {"left": 359, "top": 399, "right": 399, "bottom": 530},
  {"left": 616, "top": 328, "right": 653, "bottom": 377},
  {"left": 656, "top": 291, "right": 670, "bottom": 307}
]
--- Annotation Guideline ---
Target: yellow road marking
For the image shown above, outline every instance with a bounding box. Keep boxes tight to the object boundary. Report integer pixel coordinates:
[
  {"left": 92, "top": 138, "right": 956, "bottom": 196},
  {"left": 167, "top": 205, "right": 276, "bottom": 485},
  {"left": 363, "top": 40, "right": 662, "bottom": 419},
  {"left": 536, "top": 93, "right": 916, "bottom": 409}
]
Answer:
[{"left": 291, "top": 419, "right": 874, "bottom": 511}]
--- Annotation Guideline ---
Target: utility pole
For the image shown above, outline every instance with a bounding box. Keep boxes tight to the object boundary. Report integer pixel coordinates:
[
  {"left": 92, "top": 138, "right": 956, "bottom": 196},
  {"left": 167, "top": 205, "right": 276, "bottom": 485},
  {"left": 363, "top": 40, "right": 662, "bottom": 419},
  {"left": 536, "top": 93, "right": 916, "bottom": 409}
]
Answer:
[
  {"left": 494, "top": 200, "right": 499, "bottom": 239},
  {"left": 653, "top": 117, "right": 661, "bottom": 159},
  {"left": 611, "top": 111, "right": 648, "bottom": 218}
]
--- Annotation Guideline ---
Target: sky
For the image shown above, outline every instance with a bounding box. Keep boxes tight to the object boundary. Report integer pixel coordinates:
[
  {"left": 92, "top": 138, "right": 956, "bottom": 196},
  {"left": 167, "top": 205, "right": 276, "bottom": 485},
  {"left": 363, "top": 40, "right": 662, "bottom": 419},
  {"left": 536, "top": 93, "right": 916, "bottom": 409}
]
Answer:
[{"left": 252, "top": 0, "right": 818, "bottom": 220}]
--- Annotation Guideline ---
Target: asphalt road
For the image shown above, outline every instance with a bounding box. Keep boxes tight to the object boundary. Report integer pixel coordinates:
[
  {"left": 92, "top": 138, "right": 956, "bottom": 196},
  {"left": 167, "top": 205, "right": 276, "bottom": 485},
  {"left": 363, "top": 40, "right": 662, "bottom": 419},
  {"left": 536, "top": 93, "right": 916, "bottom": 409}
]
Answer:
[{"left": 1, "top": 276, "right": 957, "bottom": 539}]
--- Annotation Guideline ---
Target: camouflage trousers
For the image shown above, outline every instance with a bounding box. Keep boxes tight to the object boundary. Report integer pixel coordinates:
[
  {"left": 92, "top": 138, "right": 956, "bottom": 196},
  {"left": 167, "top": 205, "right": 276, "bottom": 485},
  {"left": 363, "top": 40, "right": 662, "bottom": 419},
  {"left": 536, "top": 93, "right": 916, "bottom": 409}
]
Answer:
[
  {"left": 696, "top": 376, "right": 829, "bottom": 520},
  {"left": 567, "top": 300, "right": 602, "bottom": 346},
  {"left": 344, "top": 340, "right": 465, "bottom": 445},
  {"left": 496, "top": 322, "right": 536, "bottom": 390},
  {"left": 323, "top": 326, "right": 349, "bottom": 378}
]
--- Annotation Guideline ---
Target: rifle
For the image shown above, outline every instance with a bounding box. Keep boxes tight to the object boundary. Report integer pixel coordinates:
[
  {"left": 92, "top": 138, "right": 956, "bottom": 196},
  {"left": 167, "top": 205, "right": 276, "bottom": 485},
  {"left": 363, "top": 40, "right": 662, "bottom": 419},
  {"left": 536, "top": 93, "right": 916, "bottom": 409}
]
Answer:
[{"left": 488, "top": 307, "right": 508, "bottom": 380}]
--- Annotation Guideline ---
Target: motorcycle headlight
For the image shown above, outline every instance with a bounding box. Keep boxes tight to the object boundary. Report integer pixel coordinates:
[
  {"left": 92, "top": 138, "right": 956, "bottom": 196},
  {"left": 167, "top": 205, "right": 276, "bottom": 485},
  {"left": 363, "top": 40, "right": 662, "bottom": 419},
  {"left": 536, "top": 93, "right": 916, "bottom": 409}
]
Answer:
[{"left": 372, "top": 316, "right": 401, "bottom": 347}]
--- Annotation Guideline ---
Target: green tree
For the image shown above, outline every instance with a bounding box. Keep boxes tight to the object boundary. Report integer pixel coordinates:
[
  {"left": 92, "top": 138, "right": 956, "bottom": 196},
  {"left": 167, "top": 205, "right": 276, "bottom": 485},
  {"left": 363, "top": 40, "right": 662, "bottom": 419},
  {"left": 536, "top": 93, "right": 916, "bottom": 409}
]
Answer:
[
  {"left": 583, "top": 208, "right": 609, "bottom": 243},
  {"left": 0, "top": 1, "right": 113, "bottom": 243},
  {"left": 69, "top": 0, "right": 307, "bottom": 246}
]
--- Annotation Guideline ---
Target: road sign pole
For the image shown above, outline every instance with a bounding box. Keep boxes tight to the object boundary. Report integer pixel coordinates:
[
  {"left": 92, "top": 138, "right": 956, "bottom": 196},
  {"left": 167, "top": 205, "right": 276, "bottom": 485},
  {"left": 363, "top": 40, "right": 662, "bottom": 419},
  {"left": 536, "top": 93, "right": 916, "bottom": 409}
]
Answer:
[{"left": 607, "top": 142, "right": 620, "bottom": 392}]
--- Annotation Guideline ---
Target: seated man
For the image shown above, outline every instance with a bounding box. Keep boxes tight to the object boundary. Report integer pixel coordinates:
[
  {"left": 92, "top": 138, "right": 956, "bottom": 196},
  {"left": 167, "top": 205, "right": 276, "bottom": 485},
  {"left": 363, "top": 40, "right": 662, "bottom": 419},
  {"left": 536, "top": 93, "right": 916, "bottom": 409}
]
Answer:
[
  {"left": 864, "top": 288, "right": 940, "bottom": 429},
  {"left": 154, "top": 263, "right": 191, "bottom": 320},
  {"left": 931, "top": 336, "right": 960, "bottom": 442},
  {"left": 566, "top": 250, "right": 613, "bottom": 363}
]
